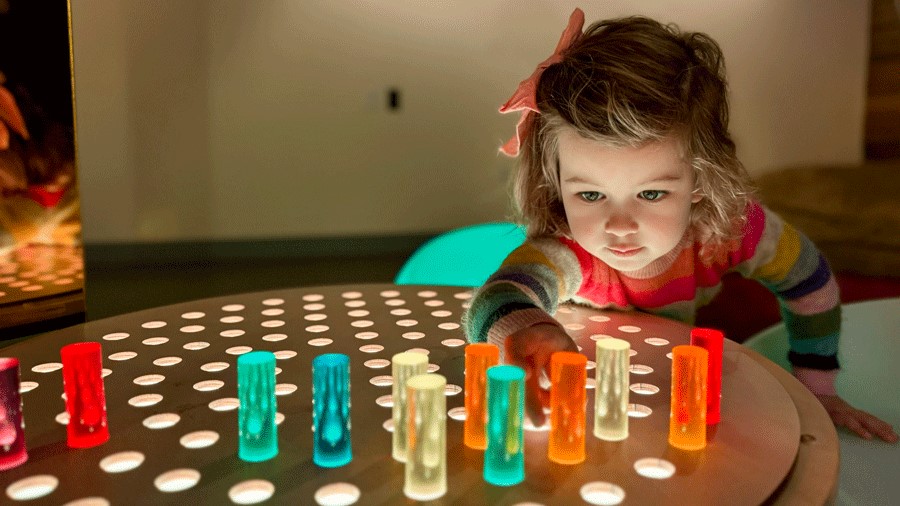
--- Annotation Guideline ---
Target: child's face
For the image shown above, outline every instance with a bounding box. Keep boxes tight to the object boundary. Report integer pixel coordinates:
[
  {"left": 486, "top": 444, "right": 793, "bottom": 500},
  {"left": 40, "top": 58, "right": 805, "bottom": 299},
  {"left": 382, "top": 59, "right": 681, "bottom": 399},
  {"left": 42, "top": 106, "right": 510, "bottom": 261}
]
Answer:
[{"left": 557, "top": 128, "right": 701, "bottom": 272}]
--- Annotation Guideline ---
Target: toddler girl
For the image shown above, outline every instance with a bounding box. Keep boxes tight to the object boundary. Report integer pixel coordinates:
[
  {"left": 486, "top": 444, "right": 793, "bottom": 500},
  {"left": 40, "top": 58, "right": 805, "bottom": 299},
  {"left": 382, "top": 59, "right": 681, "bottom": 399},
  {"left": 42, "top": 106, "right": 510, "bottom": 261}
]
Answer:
[{"left": 463, "top": 9, "right": 897, "bottom": 443}]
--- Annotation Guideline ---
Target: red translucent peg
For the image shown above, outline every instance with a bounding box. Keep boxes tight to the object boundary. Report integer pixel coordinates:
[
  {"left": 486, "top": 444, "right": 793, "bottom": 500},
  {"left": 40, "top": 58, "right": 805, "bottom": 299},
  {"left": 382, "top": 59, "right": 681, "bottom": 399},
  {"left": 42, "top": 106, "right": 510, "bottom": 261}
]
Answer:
[
  {"left": 690, "top": 328, "right": 724, "bottom": 424},
  {"left": 61, "top": 342, "right": 110, "bottom": 448},
  {"left": 0, "top": 358, "right": 28, "bottom": 470}
]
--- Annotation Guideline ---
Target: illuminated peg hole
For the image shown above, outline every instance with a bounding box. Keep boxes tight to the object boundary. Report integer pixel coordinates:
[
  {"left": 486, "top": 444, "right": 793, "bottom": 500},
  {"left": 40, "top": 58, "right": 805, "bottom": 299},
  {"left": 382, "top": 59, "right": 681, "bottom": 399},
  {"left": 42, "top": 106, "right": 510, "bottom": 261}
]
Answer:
[
  {"left": 380, "top": 290, "right": 400, "bottom": 297},
  {"left": 218, "top": 347, "right": 247, "bottom": 356},
  {"left": 134, "top": 374, "right": 166, "bottom": 386},
  {"left": 194, "top": 380, "right": 225, "bottom": 392},
  {"left": 589, "top": 334, "right": 614, "bottom": 342},
  {"left": 272, "top": 384, "right": 297, "bottom": 396},
  {"left": 448, "top": 407, "right": 466, "bottom": 421},
  {"left": 102, "top": 332, "right": 129, "bottom": 341},
  {"left": 221, "top": 316, "right": 244, "bottom": 324},
  {"left": 382, "top": 419, "right": 394, "bottom": 432},
  {"left": 580, "top": 482, "right": 625, "bottom": 505},
  {"left": 417, "top": 290, "right": 438, "bottom": 298},
  {"left": 314, "top": 482, "right": 361, "bottom": 506},
  {"left": 154, "top": 356, "right": 183, "bottom": 366},
  {"left": 209, "top": 398, "right": 240, "bottom": 411},
  {"left": 391, "top": 308, "right": 412, "bottom": 316},
  {"left": 229, "top": 480, "right": 275, "bottom": 505},
  {"left": 629, "top": 383, "right": 660, "bottom": 395},
  {"left": 347, "top": 310, "right": 369, "bottom": 317},
  {"left": 342, "top": 291, "right": 363, "bottom": 299},
  {"left": 102, "top": 368, "right": 113, "bottom": 378},
  {"left": 351, "top": 320, "right": 374, "bottom": 328},
  {"left": 629, "top": 350, "right": 638, "bottom": 357},
  {"left": 444, "top": 384, "right": 462, "bottom": 396},
  {"left": 222, "top": 304, "right": 245, "bottom": 312},
  {"left": 221, "top": 330, "right": 246, "bottom": 338},
  {"left": 32, "top": 362, "right": 63, "bottom": 373},
  {"left": 396, "top": 319, "right": 419, "bottom": 327},
  {"left": 5, "top": 474, "right": 59, "bottom": 500},
  {"left": 183, "top": 341, "right": 210, "bottom": 350},
  {"left": 585, "top": 378, "right": 596, "bottom": 389},
  {"left": 644, "top": 337, "right": 670, "bottom": 346},
  {"left": 55, "top": 411, "right": 70, "bottom": 425},
  {"left": 359, "top": 345, "right": 384, "bottom": 354},
  {"left": 305, "top": 313, "right": 328, "bottom": 321},
  {"left": 308, "top": 338, "right": 333, "bottom": 346},
  {"left": 262, "top": 334, "right": 288, "bottom": 342},
  {"left": 181, "top": 312, "right": 205, "bottom": 319},
  {"left": 275, "top": 413, "right": 285, "bottom": 425},
  {"left": 142, "top": 337, "right": 169, "bottom": 346},
  {"left": 370, "top": 375, "right": 393, "bottom": 387},
  {"left": 109, "top": 352, "right": 137, "bottom": 361},
  {"left": 586, "top": 361, "right": 596, "bottom": 370},
  {"left": 666, "top": 352, "right": 673, "bottom": 359},
  {"left": 19, "top": 381, "right": 38, "bottom": 393},
  {"left": 453, "top": 291, "right": 472, "bottom": 300},
  {"left": 427, "top": 364, "right": 440, "bottom": 373},
  {"left": 627, "top": 404, "right": 653, "bottom": 418},
  {"left": 154, "top": 469, "right": 201, "bottom": 492},
  {"left": 431, "top": 310, "right": 453, "bottom": 318},
  {"left": 618, "top": 325, "right": 641, "bottom": 333},
  {"left": 376, "top": 395, "right": 393, "bottom": 407},
  {"left": 564, "top": 323, "right": 585, "bottom": 331},
  {"left": 629, "top": 364, "right": 654, "bottom": 375},
  {"left": 262, "top": 298, "right": 284, "bottom": 306},
  {"left": 634, "top": 458, "right": 676, "bottom": 479},
  {"left": 129, "top": 394, "right": 163, "bottom": 407},
  {"left": 425, "top": 300, "right": 445, "bottom": 307},
  {"left": 438, "top": 322, "right": 460, "bottom": 330},
  {"left": 180, "top": 430, "right": 219, "bottom": 449},
  {"left": 201, "top": 362, "right": 230, "bottom": 372},
  {"left": 384, "top": 299, "right": 405, "bottom": 306},
  {"left": 180, "top": 325, "right": 205, "bottom": 333},
  {"left": 143, "top": 413, "right": 181, "bottom": 429},
  {"left": 261, "top": 320, "right": 285, "bottom": 328},
  {"left": 355, "top": 332, "right": 379, "bottom": 340},
  {"left": 274, "top": 350, "right": 297, "bottom": 360},
  {"left": 142, "top": 321, "right": 167, "bottom": 329},
  {"left": 364, "top": 359, "right": 390, "bottom": 369},
  {"left": 407, "top": 348, "right": 429, "bottom": 355},
  {"left": 302, "top": 294, "right": 325, "bottom": 302},
  {"left": 589, "top": 315, "right": 611, "bottom": 322},
  {"left": 345, "top": 300, "right": 366, "bottom": 308},
  {"left": 304, "top": 303, "right": 326, "bottom": 311},
  {"left": 275, "top": 367, "right": 283, "bottom": 376},
  {"left": 441, "top": 339, "right": 466, "bottom": 347},
  {"left": 62, "top": 497, "right": 110, "bottom": 506},
  {"left": 261, "top": 308, "right": 284, "bottom": 316}
]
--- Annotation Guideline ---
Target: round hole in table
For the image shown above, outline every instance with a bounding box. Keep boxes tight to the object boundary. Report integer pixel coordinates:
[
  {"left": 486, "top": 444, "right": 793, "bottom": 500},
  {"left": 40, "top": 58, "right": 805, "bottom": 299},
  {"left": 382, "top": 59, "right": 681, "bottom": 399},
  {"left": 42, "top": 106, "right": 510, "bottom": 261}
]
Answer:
[
  {"left": 580, "top": 482, "right": 625, "bottom": 505},
  {"left": 314, "top": 482, "right": 361, "bottom": 506},
  {"left": 99, "top": 452, "right": 145, "bottom": 473},
  {"left": 180, "top": 430, "right": 219, "bottom": 449},
  {"left": 154, "top": 468, "right": 201, "bottom": 492},
  {"left": 6, "top": 474, "right": 59, "bottom": 501},
  {"left": 143, "top": 413, "right": 181, "bottom": 429},
  {"left": 229, "top": 479, "right": 275, "bottom": 505},
  {"left": 634, "top": 458, "right": 676, "bottom": 479}
]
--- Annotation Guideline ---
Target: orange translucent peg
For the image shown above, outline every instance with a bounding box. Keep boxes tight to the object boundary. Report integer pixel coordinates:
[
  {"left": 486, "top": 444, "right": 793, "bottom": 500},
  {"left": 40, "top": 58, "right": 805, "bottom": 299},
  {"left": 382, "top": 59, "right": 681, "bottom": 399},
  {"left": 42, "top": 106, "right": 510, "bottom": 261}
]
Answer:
[
  {"left": 548, "top": 351, "right": 587, "bottom": 464},
  {"left": 668, "top": 345, "right": 708, "bottom": 451},
  {"left": 464, "top": 343, "right": 499, "bottom": 449}
]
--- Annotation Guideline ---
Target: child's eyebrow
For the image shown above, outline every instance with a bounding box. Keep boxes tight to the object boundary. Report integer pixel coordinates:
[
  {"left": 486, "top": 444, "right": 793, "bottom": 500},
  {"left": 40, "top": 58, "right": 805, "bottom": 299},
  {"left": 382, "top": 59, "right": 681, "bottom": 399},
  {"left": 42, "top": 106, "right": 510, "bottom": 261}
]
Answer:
[{"left": 638, "top": 174, "right": 684, "bottom": 185}]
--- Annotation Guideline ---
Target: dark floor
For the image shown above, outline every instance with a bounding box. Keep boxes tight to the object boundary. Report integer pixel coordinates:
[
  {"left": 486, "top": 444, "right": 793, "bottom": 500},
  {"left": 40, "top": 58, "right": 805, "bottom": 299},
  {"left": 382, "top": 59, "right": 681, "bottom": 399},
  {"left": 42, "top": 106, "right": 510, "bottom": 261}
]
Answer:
[{"left": 83, "top": 253, "right": 409, "bottom": 321}]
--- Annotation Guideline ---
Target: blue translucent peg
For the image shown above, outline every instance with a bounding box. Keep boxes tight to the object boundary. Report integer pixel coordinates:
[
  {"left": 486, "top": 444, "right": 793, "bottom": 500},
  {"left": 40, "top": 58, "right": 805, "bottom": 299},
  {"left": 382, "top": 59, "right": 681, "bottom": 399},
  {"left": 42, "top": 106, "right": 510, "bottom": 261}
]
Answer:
[
  {"left": 312, "top": 353, "right": 352, "bottom": 467},
  {"left": 484, "top": 365, "right": 525, "bottom": 486},
  {"left": 237, "top": 351, "right": 278, "bottom": 462}
]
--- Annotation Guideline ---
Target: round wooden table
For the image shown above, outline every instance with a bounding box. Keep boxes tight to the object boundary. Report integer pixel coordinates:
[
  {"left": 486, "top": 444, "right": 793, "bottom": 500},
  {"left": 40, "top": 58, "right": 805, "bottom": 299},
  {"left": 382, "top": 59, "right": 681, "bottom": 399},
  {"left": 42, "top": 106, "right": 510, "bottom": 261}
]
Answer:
[{"left": 0, "top": 284, "right": 838, "bottom": 505}]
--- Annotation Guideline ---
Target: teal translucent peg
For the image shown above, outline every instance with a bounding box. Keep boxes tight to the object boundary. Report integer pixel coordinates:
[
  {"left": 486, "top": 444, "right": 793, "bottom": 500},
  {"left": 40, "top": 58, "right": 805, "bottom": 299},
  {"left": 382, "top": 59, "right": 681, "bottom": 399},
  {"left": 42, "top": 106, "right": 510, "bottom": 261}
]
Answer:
[
  {"left": 312, "top": 353, "right": 352, "bottom": 467},
  {"left": 484, "top": 365, "right": 525, "bottom": 486},
  {"left": 237, "top": 351, "right": 278, "bottom": 462}
]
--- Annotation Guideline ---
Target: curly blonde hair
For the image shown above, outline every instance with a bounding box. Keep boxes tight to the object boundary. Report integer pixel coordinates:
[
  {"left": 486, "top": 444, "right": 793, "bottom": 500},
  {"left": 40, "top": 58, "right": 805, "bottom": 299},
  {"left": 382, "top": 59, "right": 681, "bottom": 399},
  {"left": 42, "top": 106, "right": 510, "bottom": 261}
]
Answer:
[{"left": 513, "top": 16, "right": 754, "bottom": 255}]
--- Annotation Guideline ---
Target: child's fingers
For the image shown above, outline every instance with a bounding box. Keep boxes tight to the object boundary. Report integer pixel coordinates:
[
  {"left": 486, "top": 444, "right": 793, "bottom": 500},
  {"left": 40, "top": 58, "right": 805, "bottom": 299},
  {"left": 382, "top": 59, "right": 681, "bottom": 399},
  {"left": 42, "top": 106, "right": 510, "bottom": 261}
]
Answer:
[
  {"left": 839, "top": 413, "right": 873, "bottom": 440},
  {"left": 524, "top": 370, "right": 547, "bottom": 428},
  {"left": 857, "top": 412, "right": 899, "bottom": 443}
]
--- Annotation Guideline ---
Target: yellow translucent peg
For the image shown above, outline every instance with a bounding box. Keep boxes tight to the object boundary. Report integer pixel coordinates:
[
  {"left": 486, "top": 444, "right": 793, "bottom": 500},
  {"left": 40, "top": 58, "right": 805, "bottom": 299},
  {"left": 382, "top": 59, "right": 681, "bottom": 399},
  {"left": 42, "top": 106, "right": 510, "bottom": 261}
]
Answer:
[
  {"left": 548, "top": 351, "right": 587, "bottom": 464},
  {"left": 404, "top": 373, "right": 447, "bottom": 502},
  {"left": 669, "top": 345, "right": 709, "bottom": 451},
  {"left": 464, "top": 343, "right": 500, "bottom": 450},
  {"left": 594, "top": 337, "right": 630, "bottom": 441},
  {"left": 392, "top": 352, "right": 429, "bottom": 462}
]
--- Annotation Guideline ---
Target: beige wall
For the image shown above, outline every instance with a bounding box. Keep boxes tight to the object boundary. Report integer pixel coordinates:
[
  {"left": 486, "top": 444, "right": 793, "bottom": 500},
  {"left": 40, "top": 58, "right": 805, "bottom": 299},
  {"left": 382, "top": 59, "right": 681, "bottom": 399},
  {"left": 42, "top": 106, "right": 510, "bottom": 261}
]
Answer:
[{"left": 71, "top": 1, "right": 871, "bottom": 243}]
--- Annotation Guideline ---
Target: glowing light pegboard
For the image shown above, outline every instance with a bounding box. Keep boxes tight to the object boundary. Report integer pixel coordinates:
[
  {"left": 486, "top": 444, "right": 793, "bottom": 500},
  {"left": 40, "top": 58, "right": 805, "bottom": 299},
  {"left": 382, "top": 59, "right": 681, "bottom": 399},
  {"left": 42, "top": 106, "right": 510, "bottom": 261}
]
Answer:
[
  {"left": 0, "top": 284, "right": 806, "bottom": 505},
  {"left": 0, "top": 244, "right": 84, "bottom": 305}
]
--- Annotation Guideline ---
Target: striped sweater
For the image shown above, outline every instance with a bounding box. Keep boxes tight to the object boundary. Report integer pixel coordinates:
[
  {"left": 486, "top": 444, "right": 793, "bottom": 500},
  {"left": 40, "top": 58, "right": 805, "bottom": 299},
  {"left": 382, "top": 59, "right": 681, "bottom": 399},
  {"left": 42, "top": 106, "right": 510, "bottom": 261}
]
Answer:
[{"left": 463, "top": 201, "right": 841, "bottom": 372}]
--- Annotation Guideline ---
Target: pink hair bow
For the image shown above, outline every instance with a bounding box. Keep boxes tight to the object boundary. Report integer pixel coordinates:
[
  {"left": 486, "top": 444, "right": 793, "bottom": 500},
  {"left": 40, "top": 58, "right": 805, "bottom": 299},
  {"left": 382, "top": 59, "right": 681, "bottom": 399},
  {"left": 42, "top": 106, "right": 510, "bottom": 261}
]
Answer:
[{"left": 498, "top": 8, "right": 584, "bottom": 157}]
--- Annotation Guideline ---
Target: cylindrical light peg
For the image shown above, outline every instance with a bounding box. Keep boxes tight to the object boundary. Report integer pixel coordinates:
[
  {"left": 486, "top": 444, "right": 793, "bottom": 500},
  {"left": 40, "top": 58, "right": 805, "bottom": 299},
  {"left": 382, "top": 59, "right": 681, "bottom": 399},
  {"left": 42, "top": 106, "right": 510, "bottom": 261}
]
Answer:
[
  {"left": 392, "top": 352, "right": 429, "bottom": 462},
  {"left": 238, "top": 351, "right": 278, "bottom": 462},
  {"left": 0, "top": 358, "right": 27, "bottom": 470},
  {"left": 61, "top": 342, "right": 110, "bottom": 448},
  {"left": 594, "top": 337, "right": 630, "bottom": 441},
  {"left": 548, "top": 351, "right": 587, "bottom": 464},
  {"left": 484, "top": 365, "right": 525, "bottom": 486},
  {"left": 464, "top": 343, "right": 499, "bottom": 450},
  {"left": 690, "top": 327, "right": 724, "bottom": 424},
  {"left": 312, "top": 353, "right": 352, "bottom": 467},
  {"left": 404, "top": 373, "right": 447, "bottom": 502},
  {"left": 669, "top": 345, "right": 708, "bottom": 451}
]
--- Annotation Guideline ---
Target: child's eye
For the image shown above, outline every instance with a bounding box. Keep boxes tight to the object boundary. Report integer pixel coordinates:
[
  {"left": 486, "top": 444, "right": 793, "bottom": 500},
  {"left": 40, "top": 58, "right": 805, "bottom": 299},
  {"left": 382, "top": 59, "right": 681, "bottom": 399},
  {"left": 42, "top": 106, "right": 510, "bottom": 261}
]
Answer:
[
  {"left": 639, "top": 190, "right": 667, "bottom": 201},
  {"left": 578, "top": 191, "right": 602, "bottom": 202}
]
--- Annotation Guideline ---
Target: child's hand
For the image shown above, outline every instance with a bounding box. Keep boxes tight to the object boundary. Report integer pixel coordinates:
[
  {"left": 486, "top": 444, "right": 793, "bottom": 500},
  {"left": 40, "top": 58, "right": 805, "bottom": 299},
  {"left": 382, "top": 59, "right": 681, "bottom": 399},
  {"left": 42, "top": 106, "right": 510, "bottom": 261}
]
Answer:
[
  {"left": 504, "top": 322, "right": 579, "bottom": 428},
  {"left": 815, "top": 394, "right": 899, "bottom": 443}
]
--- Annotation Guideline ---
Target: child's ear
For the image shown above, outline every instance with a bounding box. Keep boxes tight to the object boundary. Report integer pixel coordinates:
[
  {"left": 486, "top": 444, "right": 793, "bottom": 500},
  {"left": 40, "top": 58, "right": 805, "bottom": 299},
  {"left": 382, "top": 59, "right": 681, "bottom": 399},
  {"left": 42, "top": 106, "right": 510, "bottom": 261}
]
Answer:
[{"left": 691, "top": 190, "right": 703, "bottom": 204}]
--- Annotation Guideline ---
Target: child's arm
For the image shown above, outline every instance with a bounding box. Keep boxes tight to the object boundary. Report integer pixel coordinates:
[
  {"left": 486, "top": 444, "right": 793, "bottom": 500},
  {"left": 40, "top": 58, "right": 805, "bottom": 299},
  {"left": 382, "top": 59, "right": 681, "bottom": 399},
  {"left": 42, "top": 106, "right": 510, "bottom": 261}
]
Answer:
[
  {"left": 463, "top": 237, "right": 582, "bottom": 425},
  {"left": 743, "top": 203, "right": 897, "bottom": 442}
]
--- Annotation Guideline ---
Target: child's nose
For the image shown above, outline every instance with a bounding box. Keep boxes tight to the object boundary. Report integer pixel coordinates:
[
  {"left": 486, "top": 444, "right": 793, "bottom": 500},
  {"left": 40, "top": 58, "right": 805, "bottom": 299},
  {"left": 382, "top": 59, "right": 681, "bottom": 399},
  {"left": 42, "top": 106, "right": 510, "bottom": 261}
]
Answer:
[{"left": 604, "top": 212, "right": 638, "bottom": 236}]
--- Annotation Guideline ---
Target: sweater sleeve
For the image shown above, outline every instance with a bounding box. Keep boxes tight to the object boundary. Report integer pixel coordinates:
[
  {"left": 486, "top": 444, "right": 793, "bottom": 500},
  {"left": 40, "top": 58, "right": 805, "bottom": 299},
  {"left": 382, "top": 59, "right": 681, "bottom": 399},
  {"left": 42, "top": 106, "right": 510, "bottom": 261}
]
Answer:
[
  {"left": 462, "top": 237, "right": 582, "bottom": 349},
  {"left": 736, "top": 202, "right": 841, "bottom": 371}
]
